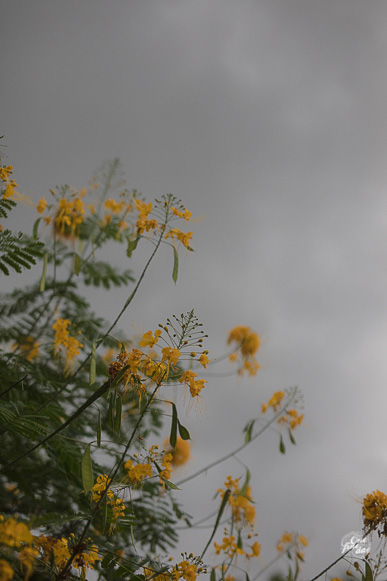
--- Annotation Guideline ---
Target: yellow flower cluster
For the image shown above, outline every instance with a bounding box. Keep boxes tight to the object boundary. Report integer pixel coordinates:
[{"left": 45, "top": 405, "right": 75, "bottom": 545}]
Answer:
[
  {"left": 124, "top": 459, "right": 153, "bottom": 485},
  {"left": 261, "top": 391, "right": 304, "bottom": 432},
  {"left": 164, "top": 437, "right": 191, "bottom": 467},
  {"left": 108, "top": 329, "right": 207, "bottom": 401},
  {"left": 144, "top": 554, "right": 205, "bottom": 581},
  {"left": 55, "top": 196, "right": 85, "bottom": 236},
  {"left": 172, "top": 559, "right": 198, "bottom": 581},
  {"left": 108, "top": 346, "right": 169, "bottom": 400},
  {"left": 0, "top": 515, "right": 38, "bottom": 580},
  {"left": 227, "top": 326, "right": 260, "bottom": 376},
  {"left": 52, "top": 318, "right": 83, "bottom": 372},
  {"left": 135, "top": 199, "right": 160, "bottom": 235},
  {"left": 12, "top": 336, "right": 40, "bottom": 361},
  {"left": 165, "top": 228, "right": 193, "bottom": 249},
  {"left": 261, "top": 390, "right": 285, "bottom": 413},
  {"left": 36, "top": 533, "right": 100, "bottom": 574},
  {"left": 124, "top": 446, "right": 174, "bottom": 487},
  {"left": 214, "top": 532, "right": 260, "bottom": 561},
  {"left": 171, "top": 206, "right": 192, "bottom": 221},
  {"left": 218, "top": 476, "right": 256, "bottom": 526},
  {"left": 362, "top": 490, "right": 387, "bottom": 532},
  {"left": 0, "top": 165, "right": 17, "bottom": 199},
  {"left": 179, "top": 370, "right": 207, "bottom": 398},
  {"left": 91, "top": 474, "right": 126, "bottom": 521},
  {"left": 277, "top": 408, "right": 304, "bottom": 430},
  {"left": 276, "top": 531, "right": 308, "bottom": 561}
]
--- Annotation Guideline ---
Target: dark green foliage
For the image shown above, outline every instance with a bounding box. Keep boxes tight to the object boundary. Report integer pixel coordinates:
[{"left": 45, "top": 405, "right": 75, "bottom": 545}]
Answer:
[
  {"left": 82, "top": 260, "right": 135, "bottom": 289},
  {"left": 0, "top": 229, "right": 45, "bottom": 275}
]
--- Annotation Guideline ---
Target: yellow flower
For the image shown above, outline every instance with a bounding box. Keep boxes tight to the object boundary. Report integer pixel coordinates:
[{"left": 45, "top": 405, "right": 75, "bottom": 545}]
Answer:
[
  {"left": 227, "top": 326, "right": 260, "bottom": 376},
  {"left": 267, "top": 390, "right": 285, "bottom": 411},
  {"left": 139, "top": 329, "right": 162, "bottom": 348},
  {"left": 52, "top": 318, "right": 83, "bottom": 371},
  {"left": 179, "top": 370, "right": 207, "bottom": 398},
  {"left": 125, "top": 459, "right": 153, "bottom": 485},
  {"left": 0, "top": 515, "right": 33, "bottom": 548},
  {"left": 0, "top": 559, "right": 14, "bottom": 581},
  {"left": 104, "top": 198, "right": 125, "bottom": 213},
  {"left": 246, "top": 540, "right": 261, "bottom": 559},
  {"left": 36, "top": 196, "right": 47, "bottom": 214},
  {"left": 165, "top": 228, "right": 193, "bottom": 249},
  {"left": 12, "top": 336, "right": 40, "bottom": 361},
  {"left": 362, "top": 490, "right": 387, "bottom": 529},
  {"left": 174, "top": 560, "right": 198, "bottom": 581},
  {"left": 171, "top": 206, "right": 192, "bottom": 221},
  {"left": 162, "top": 346, "right": 181, "bottom": 366},
  {"left": 54, "top": 196, "right": 85, "bottom": 237},
  {"left": 198, "top": 352, "right": 209, "bottom": 368},
  {"left": 164, "top": 437, "right": 191, "bottom": 467},
  {"left": 3, "top": 180, "right": 17, "bottom": 199},
  {"left": 19, "top": 546, "right": 39, "bottom": 580},
  {"left": 0, "top": 165, "right": 13, "bottom": 181},
  {"left": 159, "top": 452, "right": 173, "bottom": 481}
]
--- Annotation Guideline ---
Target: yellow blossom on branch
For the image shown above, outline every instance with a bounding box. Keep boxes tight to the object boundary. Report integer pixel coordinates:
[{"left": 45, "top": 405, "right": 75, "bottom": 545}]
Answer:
[
  {"left": 52, "top": 318, "right": 83, "bottom": 371},
  {"left": 362, "top": 489, "right": 387, "bottom": 532},
  {"left": 54, "top": 196, "right": 85, "bottom": 237},
  {"left": 12, "top": 336, "right": 40, "bottom": 361},
  {"left": 217, "top": 476, "right": 256, "bottom": 526},
  {"left": 0, "top": 559, "right": 14, "bottom": 581},
  {"left": 104, "top": 198, "right": 126, "bottom": 213},
  {"left": 227, "top": 326, "right": 260, "bottom": 376},
  {"left": 164, "top": 437, "right": 191, "bottom": 467},
  {"left": 161, "top": 346, "right": 181, "bottom": 366},
  {"left": 0, "top": 515, "right": 33, "bottom": 548},
  {"left": 124, "top": 459, "right": 153, "bottom": 486},
  {"left": 139, "top": 329, "right": 162, "bottom": 348},
  {"left": 165, "top": 228, "right": 193, "bottom": 249},
  {"left": 276, "top": 531, "right": 308, "bottom": 562},
  {"left": 36, "top": 196, "right": 47, "bottom": 214},
  {"left": 171, "top": 206, "right": 192, "bottom": 221},
  {"left": 179, "top": 370, "right": 207, "bottom": 398}
]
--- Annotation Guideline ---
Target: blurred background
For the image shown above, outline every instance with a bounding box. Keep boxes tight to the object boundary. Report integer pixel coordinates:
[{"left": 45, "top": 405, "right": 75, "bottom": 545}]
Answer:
[{"left": 3, "top": 1, "right": 387, "bottom": 578}]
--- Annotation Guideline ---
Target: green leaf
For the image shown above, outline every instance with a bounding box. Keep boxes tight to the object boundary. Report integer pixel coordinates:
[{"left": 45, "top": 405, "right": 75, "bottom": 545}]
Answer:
[
  {"left": 32, "top": 217, "right": 41, "bottom": 239},
  {"left": 81, "top": 443, "right": 94, "bottom": 493},
  {"left": 40, "top": 251, "right": 48, "bottom": 291},
  {"left": 239, "top": 469, "right": 251, "bottom": 497},
  {"left": 170, "top": 403, "right": 178, "bottom": 448},
  {"left": 158, "top": 477, "right": 181, "bottom": 490},
  {"left": 243, "top": 420, "right": 255, "bottom": 444},
  {"left": 90, "top": 342, "right": 96, "bottom": 385},
  {"left": 279, "top": 434, "right": 286, "bottom": 454},
  {"left": 108, "top": 392, "right": 116, "bottom": 429},
  {"left": 288, "top": 427, "right": 296, "bottom": 445},
  {"left": 365, "top": 562, "right": 373, "bottom": 581},
  {"left": 177, "top": 420, "right": 190, "bottom": 440},
  {"left": 97, "top": 408, "right": 101, "bottom": 448},
  {"left": 172, "top": 246, "right": 178, "bottom": 283},
  {"left": 210, "top": 569, "right": 216, "bottom": 581},
  {"left": 201, "top": 488, "right": 231, "bottom": 558},
  {"left": 114, "top": 395, "right": 122, "bottom": 435},
  {"left": 126, "top": 234, "right": 140, "bottom": 258},
  {"left": 74, "top": 252, "right": 82, "bottom": 275}
]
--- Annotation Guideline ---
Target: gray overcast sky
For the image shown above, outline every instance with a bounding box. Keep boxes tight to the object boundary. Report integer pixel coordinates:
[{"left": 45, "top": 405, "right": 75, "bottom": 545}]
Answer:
[{"left": 3, "top": 1, "right": 387, "bottom": 578}]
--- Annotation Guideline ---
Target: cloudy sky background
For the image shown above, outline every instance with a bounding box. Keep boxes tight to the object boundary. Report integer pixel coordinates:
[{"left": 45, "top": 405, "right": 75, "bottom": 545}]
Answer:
[{"left": 3, "top": 1, "right": 387, "bottom": 578}]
